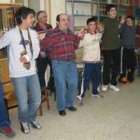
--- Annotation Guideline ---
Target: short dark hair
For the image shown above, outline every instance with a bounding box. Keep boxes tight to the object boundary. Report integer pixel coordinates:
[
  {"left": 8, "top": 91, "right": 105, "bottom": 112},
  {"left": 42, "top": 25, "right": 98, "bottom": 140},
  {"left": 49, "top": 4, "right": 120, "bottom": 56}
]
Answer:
[
  {"left": 106, "top": 4, "right": 116, "bottom": 13},
  {"left": 36, "top": 10, "right": 46, "bottom": 20},
  {"left": 126, "top": 15, "right": 134, "bottom": 21},
  {"left": 56, "top": 13, "right": 68, "bottom": 22},
  {"left": 87, "top": 17, "right": 97, "bottom": 25},
  {"left": 56, "top": 14, "right": 61, "bottom": 22},
  {"left": 16, "top": 6, "right": 36, "bottom": 25}
]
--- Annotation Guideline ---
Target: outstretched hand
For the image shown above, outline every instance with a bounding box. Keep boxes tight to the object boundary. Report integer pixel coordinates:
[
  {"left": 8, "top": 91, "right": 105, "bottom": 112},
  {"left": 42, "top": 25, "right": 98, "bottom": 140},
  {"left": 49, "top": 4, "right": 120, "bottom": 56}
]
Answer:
[
  {"left": 77, "top": 28, "right": 86, "bottom": 39},
  {"left": 120, "top": 15, "right": 126, "bottom": 25},
  {"left": 97, "top": 23, "right": 104, "bottom": 33}
]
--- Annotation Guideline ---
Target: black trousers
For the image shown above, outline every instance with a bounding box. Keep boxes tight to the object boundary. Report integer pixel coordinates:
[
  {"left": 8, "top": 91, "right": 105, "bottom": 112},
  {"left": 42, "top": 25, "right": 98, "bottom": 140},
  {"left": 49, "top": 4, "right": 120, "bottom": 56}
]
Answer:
[
  {"left": 102, "top": 48, "right": 120, "bottom": 86},
  {"left": 120, "top": 47, "right": 135, "bottom": 82},
  {"left": 36, "top": 57, "right": 51, "bottom": 87}
]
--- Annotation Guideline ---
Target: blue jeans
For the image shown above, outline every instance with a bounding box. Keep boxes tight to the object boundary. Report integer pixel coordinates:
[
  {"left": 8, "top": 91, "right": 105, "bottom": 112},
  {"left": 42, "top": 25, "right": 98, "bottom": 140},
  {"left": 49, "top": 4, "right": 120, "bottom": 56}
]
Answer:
[
  {"left": 0, "top": 81, "right": 11, "bottom": 127},
  {"left": 11, "top": 74, "right": 41, "bottom": 123},
  {"left": 52, "top": 60, "right": 78, "bottom": 111}
]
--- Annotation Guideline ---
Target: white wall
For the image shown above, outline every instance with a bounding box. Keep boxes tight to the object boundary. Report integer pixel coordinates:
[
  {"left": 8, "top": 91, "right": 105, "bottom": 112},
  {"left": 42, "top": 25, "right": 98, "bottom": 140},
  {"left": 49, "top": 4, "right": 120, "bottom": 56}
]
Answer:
[
  {"left": 0, "top": 0, "right": 10, "bottom": 3},
  {"left": 22, "top": 0, "right": 66, "bottom": 27},
  {"left": 50, "top": 0, "right": 65, "bottom": 27},
  {"left": 28, "top": 0, "right": 40, "bottom": 13}
]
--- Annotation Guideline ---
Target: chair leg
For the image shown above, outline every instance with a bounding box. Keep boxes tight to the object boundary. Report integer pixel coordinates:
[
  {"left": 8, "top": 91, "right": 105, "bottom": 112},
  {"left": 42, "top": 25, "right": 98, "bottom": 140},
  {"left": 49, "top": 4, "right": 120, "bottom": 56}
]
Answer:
[
  {"left": 39, "top": 87, "right": 50, "bottom": 116},
  {"left": 39, "top": 104, "right": 43, "bottom": 116},
  {"left": 44, "top": 94, "right": 50, "bottom": 110}
]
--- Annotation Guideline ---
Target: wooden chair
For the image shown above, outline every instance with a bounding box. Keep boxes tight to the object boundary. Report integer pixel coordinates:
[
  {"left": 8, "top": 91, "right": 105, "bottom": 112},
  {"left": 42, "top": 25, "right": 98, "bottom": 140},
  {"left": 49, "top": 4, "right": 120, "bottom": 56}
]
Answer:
[
  {"left": 39, "top": 87, "right": 50, "bottom": 116},
  {"left": 0, "top": 58, "right": 17, "bottom": 110},
  {"left": 0, "top": 58, "right": 50, "bottom": 116}
]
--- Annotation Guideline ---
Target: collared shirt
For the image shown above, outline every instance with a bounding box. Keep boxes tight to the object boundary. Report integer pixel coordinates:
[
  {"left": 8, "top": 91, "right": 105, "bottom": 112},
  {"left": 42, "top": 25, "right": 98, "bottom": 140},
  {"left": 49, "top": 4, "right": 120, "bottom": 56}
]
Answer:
[
  {"left": 34, "top": 22, "right": 52, "bottom": 32},
  {"left": 41, "top": 27, "right": 81, "bottom": 61}
]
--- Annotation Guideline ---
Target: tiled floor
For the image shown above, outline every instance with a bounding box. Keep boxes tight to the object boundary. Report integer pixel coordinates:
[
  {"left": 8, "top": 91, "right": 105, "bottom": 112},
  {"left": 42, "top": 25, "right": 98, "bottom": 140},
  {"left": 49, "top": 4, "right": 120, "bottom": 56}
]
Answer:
[{"left": 0, "top": 76, "right": 140, "bottom": 140}]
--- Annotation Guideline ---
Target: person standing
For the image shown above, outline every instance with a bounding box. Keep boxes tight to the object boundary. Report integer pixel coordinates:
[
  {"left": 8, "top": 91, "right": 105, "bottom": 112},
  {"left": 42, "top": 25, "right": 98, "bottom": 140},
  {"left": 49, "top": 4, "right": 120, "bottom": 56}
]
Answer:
[
  {"left": 41, "top": 13, "right": 85, "bottom": 116},
  {"left": 34, "top": 11, "right": 53, "bottom": 88},
  {"left": 77, "top": 17, "right": 104, "bottom": 105},
  {"left": 119, "top": 15, "right": 136, "bottom": 83},
  {"left": 0, "top": 81, "right": 15, "bottom": 138},
  {"left": 101, "top": 4, "right": 121, "bottom": 92},
  {"left": 0, "top": 7, "right": 41, "bottom": 134},
  {"left": 135, "top": 18, "right": 140, "bottom": 76}
]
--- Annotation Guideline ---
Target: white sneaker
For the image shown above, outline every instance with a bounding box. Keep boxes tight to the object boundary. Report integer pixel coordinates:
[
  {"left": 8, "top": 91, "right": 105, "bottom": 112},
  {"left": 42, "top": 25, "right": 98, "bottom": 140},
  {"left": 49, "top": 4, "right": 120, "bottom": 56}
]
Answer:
[
  {"left": 77, "top": 95, "right": 82, "bottom": 100},
  {"left": 101, "top": 85, "right": 108, "bottom": 92},
  {"left": 77, "top": 95, "right": 83, "bottom": 106},
  {"left": 109, "top": 84, "right": 120, "bottom": 92},
  {"left": 92, "top": 94, "right": 104, "bottom": 98}
]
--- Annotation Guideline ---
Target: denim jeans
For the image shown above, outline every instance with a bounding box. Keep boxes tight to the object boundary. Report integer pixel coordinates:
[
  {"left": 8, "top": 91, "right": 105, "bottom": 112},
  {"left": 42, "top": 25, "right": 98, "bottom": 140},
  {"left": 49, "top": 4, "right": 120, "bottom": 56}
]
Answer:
[
  {"left": 11, "top": 74, "right": 41, "bottom": 123},
  {"left": 52, "top": 60, "right": 78, "bottom": 111},
  {"left": 0, "top": 81, "right": 10, "bottom": 127}
]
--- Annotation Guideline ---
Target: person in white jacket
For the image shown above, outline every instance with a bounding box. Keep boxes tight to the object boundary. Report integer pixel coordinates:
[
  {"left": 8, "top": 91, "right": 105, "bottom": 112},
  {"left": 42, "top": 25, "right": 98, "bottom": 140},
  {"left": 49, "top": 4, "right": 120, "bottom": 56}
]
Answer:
[
  {"left": 77, "top": 17, "right": 104, "bottom": 105},
  {"left": 0, "top": 7, "right": 41, "bottom": 134}
]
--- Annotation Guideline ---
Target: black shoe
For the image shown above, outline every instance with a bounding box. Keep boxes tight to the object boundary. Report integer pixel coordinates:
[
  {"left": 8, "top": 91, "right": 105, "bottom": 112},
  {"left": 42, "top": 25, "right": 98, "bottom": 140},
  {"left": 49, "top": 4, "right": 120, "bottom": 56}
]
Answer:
[
  {"left": 20, "top": 122, "right": 30, "bottom": 134},
  {"left": 66, "top": 106, "right": 77, "bottom": 111},
  {"left": 29, "top": 121, "right": 42, "bottom": 129},
  {"left": 59, "top": 110, "right": 66, "bottom": 116}
]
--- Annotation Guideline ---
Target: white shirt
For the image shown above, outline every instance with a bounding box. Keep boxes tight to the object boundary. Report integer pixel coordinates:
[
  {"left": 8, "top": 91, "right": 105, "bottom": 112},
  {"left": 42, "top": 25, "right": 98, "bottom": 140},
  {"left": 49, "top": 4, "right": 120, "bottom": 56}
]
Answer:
[
  {"left": 0, "top": 26, "right": 40, "bottom": 78},
  {"left": 79, "top": 33, "right": 102, "bottom": 63}
]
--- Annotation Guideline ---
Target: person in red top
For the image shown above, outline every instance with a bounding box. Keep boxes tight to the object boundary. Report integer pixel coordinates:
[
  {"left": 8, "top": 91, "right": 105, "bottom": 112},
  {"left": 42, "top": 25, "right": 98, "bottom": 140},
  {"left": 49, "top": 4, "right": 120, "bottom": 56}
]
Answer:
[
  {"left": 35, "top": 11, "right": 52, "bottom": 32},
  {"left": 41, "top": 13, "right": 85, "bottom": 116},
  {"left": 34, "top": 11, "right": 52, "bottom": 88}
]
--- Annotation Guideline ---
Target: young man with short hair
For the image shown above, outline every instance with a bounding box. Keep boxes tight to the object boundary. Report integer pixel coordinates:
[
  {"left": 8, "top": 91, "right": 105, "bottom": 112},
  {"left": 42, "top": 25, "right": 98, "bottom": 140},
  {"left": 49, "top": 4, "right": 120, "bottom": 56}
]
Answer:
[
  {"left": 0, "top": 6, "right": 41, "bottom": 134},
  {"left": 101, "top": 4, "right": 121, "bottom": 92}
]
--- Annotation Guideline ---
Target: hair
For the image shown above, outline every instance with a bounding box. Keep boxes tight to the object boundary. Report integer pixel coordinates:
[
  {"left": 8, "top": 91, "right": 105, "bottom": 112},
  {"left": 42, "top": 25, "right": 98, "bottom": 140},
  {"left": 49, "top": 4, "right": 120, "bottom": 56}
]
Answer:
[
  {"left": 56, "top": 13, "right": 68, "bottom": 22},
  {"left": 86, "top": 17, "right": 97, "bottom": 25},
  {"left": 126, "top": 15, "right": 134, "bottom": 21},
  {"left": 56, "top": 14, "right": 61, "bottom": 22},
  {"left": 106, "top": 4, "right": 116, "bottom": 13},
  {"left": 36, "top": 10, "right": 46, "bottom": 20},
  {"left": 15, "top": 6, "right": 36, "bottom": 25}
]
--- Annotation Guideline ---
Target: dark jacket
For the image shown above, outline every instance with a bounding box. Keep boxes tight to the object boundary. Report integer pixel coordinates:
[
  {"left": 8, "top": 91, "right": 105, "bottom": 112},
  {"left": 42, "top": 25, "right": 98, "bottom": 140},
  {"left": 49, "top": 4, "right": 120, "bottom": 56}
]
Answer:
[{"left": 120, "top": 24, "right": 135, "bottom": 49}]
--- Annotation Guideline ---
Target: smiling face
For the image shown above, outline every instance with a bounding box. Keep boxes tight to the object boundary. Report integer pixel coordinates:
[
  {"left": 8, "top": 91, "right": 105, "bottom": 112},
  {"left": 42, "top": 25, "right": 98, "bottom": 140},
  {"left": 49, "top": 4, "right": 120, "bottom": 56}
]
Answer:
[
  {"left": 126, "top": 18, "right": 133, "bottom": 26},
  {"left": 87, "top": 21, "right": 97, "bottom": 33},
  {"left": 57, "top": 14, "right": 70, "bottom": 30},
  {"left": 22, "top": 13, "right": 35, "bottom": 27},
  {"left": 108, "top": 7, "right": 117, "bottom": 19}
]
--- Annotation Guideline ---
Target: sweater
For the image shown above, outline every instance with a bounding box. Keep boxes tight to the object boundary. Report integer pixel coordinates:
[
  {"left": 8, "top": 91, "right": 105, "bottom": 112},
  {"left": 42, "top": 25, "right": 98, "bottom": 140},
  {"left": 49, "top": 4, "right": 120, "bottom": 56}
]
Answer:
[
  {"left": 120, "top": 24, "right": 135, "bottom": 48},
  {"left": 79, "top": 33, "right": 102, "bottom": 62},
  {"left": 101, "top": 17, "right": 121, "bottom": 50},
  {"left": 0, "top": 26, "right": 40, "bottom": 78}
]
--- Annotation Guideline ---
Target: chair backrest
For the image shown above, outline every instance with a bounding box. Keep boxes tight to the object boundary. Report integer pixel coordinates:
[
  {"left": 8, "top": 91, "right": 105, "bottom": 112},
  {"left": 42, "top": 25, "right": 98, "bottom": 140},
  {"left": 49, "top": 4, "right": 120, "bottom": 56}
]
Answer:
[
  {"left": 0, "top": 58, "right": 11, "bottom": 84},
  {"left": 0, "top": 58, "right": 14, "bottom": 98}
]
